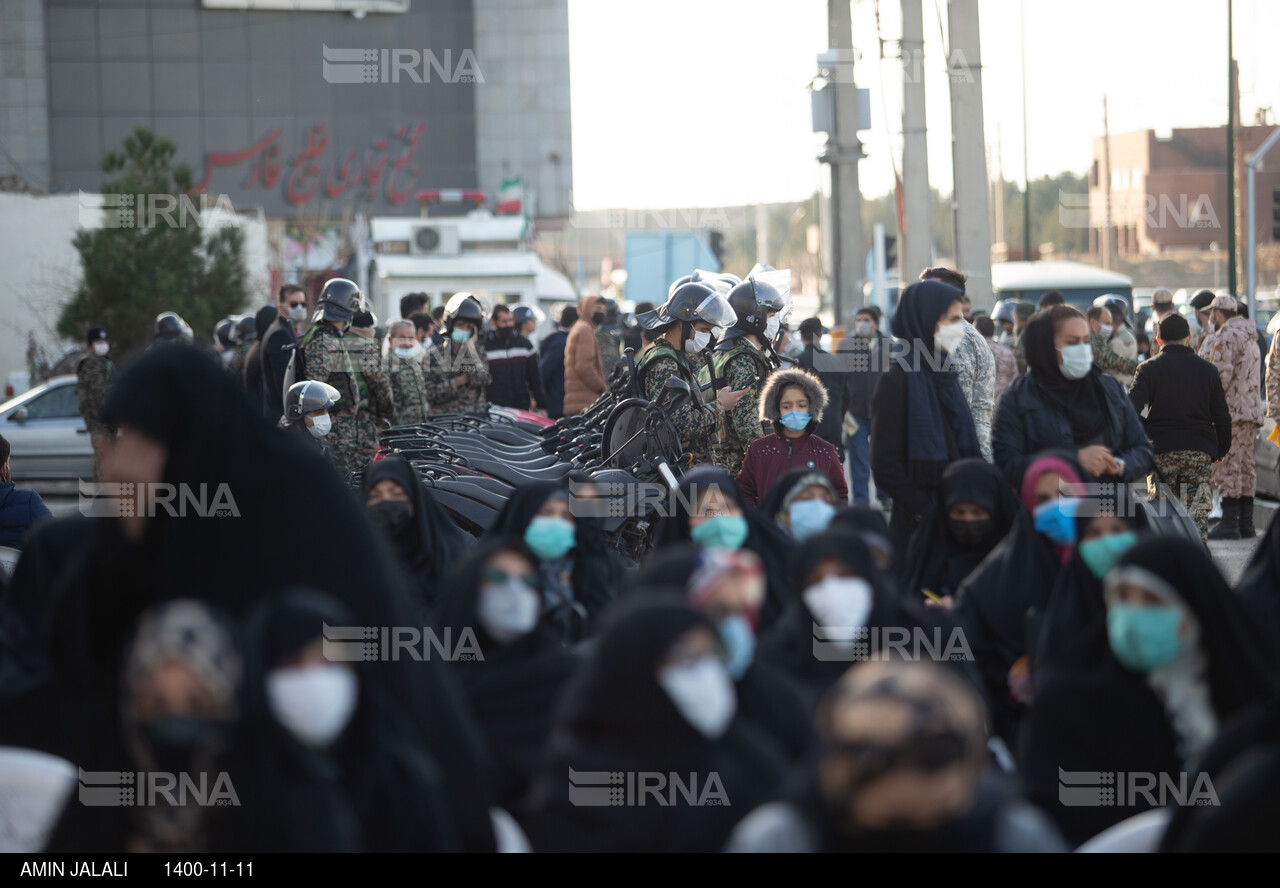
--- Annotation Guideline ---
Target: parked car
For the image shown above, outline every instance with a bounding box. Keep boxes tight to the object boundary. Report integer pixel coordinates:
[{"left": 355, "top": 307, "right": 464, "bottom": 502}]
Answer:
[{"left": 0, "top": 375, "right": 94, "bottom": 494}]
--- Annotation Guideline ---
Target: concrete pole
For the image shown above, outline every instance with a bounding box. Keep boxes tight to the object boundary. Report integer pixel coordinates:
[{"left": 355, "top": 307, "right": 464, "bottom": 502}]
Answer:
[
  {"left": 828, "top": 0, "right": 866, "bottom": 329},
  {"left": 946, "top": 0, "right": 993, "bottom": 307},
  {"left": 901, "top": 0, "right": 932, "bottom": 280}
]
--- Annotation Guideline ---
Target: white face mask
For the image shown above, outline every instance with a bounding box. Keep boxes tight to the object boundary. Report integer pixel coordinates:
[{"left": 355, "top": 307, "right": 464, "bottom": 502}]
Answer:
[
  {"left": 1058, "top": 343, "right": 1094, "bottom": 380},
  {"left": 804, "top": 576, "right": 873, "bottom": 640},
  {"left": 685, "top": 329, "right": 712, "bottom": 354},
  {"left": 1098, "top": 324, "right": 1113, "bottom": 339},
  {"left": 288, "top": 304, "right": 308, "bottom": 323},
  {"left": 657, "top": 654, "right": 737, "bottom": 739},
  {"left": 393, "top": 345, "right": 417, "bottom": 360},
  {"left": 477, "top": 579, "right": 542, "bottom": 644},
  {"left": 934, "top": 321, "right": 967, "bottom": 354},
  {"left": 307, "top": 414, "right": 332, "bottom": 438},
  {"left": 93, "top": 341, "right": 110, "bottom": 357},
  {"left": 764, "top": 315, "right": 781, "bottom": 343},
  {"left": 855, "top": 320, "right": 875, "bottom": 338},
  {"left": 266, "top": 664, "right": 359, "bottom": 749}
]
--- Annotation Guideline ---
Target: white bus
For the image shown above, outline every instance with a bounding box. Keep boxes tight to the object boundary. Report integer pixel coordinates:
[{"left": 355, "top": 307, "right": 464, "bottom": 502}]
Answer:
[{"left": 991, "top": 261, "right": 1134, "bottom": 315}]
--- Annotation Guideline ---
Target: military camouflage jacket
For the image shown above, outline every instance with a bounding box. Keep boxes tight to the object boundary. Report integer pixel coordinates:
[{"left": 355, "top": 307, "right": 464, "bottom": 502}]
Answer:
[
  {"left": 300, "top": 322, "right": 395, "bottom": 424},
  {"left": 382, "top": 351, "right": 431, "bottom": 427},
  {"left": 704, "top": 338, "right": 773, "bottom": 475},
  {"left": 75, "top": 353, "right": 114, "bottom": 435},
  {"left": 423, "top": 339, "right": 492, "bottom": 414},
  {"left": 950, "top": 323, "right": 995, "bottom": 462},
  {"left": 637, "top": 338, "right": 724, "bottom": 466},
  {"left": 1089, "top": 330, "right": 1140, "bottom": 381}
]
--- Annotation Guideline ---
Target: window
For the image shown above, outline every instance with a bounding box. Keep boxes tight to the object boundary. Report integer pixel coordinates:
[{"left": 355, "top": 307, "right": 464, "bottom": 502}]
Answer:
[{"left": 22, "top": 383, "right": 82, "bottom": 420}]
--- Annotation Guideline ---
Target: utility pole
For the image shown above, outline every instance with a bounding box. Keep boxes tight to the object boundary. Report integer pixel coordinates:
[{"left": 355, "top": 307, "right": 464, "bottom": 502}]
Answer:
[
  {"left": 947, "top": 0, "right": 993, "bottom": 305},
  {"left": 828, "top": 0, "right": 866, "bottom": 330},
  {"left": 1020, "top": 0, "right": 1031, "bottom": 261},
  {"left": 1227, "top": 0, "right": 1237, "bottom": 295},
  {"left": 901, "top": 0, "right": 931, "bottom": 280},
  {"left": 995, "top": 125, "right": 1004, "bottom": 248},
  {"left": 1103, "top": 95, "right": 1114, "bottom": 269}
]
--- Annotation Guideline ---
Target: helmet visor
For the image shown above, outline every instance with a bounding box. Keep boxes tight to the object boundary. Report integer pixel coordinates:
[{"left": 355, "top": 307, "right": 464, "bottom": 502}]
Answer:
[{"left": 693, "top": 292, "right": 738, "bottom": 328}]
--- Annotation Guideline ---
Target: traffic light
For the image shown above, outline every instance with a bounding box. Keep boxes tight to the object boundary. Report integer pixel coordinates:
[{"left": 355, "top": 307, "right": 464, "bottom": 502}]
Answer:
[
  {"left": 884, "top": 234, "right": 898, "bottom": 271},
  {"left": 1273, "top": 188, "right": 1280, "bottom": 240},
  {"left": 708, "top": 230, "right": 726, "bottom": 270}
]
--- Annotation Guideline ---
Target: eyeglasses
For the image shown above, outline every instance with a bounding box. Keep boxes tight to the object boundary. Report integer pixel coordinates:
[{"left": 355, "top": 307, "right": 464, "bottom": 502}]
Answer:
[
  {"left": 484, "top": 569, "right": 541, "bottom": 591},
  {"left": 288, "top": 300, "right": 306, "bottom": 309}
]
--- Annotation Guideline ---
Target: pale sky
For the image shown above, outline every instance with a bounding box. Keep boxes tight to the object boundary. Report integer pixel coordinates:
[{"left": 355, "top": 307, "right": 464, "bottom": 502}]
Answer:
[{"left": 567, "top": 0, "right": 1280, "bottom": 209}]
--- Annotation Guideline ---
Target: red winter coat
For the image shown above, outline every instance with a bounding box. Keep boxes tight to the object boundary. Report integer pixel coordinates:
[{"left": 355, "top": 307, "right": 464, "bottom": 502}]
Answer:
[{"left": 736, "top": 431, "right": 848, "bottom": 508}]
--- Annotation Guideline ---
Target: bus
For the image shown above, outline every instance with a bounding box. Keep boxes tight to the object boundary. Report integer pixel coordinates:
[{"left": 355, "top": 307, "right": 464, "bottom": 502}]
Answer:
[{"left": 991, "top": 261, "right": 1134, "bottom": 315}]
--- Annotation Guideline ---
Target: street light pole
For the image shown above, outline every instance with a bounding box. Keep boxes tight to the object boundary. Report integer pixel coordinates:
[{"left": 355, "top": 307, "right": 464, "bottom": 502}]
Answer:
[{"left": 1227, "top": 0, "right": 1237, "bottom": 295}]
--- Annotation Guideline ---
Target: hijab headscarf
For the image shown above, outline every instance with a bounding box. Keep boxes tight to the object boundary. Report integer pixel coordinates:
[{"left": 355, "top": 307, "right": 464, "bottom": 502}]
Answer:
[
  {"left": 888, "top": 280, "right": 981, "bottom": 464},
  {"left": 230, "top": 589, "right": 457, "bottom": 852},
  {"left": 655, "top": 466, "right": 793, "bottom": 631},
  {"left": 434, "top": 537, "right": 580, "bottom": 809},
  {"left": 831, "top": 505, "right": 898, "bottom": 576},
  {"left": 487, "top": 481, "right": 619, "bottom": 643},
  {"left": 362, "top": 455, "right": 473, "bottom": 617},
  {"left": 1022, "top": 306, "right": 1106, "bottom": 445},
  {"left": 758, "top": 468, "right": 838, "bottom": 534},
  {"left": 521, "top": 597, "right": 787, "bottom": 852},
  {"left": 903, "top": 458, "right": 1023, "bottom": 600},
  {"left": 1019, "top": 454, "right": 1085, "bottom": 566}
]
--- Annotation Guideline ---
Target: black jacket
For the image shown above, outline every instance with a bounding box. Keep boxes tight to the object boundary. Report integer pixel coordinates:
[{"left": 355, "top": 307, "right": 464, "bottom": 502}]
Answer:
[
  {"left": 482, "top": 331, "right": 545, "bottom": 410},
  {"left": 796, "top": 343, "right": 846, "bottom": 458},
  {"left": 259, "top": 316, "right": 298, "bottom": 420},
  {"left": 991, "top": 368, "right": 1154, "bottom": 487},
  {"left": 538, "top": 329, "right": 569, "bottom": 419},
  {"left": 835, "top": 333, "right": 888, "bottom": 418},
  {"left": 1128, "top": 343, "right": 1232, "bottom": 458}
]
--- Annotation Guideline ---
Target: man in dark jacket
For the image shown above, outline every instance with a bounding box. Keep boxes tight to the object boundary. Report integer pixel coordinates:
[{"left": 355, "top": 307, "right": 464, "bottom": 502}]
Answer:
[
  {"left": 259, "top": 284, "right": 307, "bottom": 420},
  {"left": 835, "top": 307, "right": 888, "bottom": 505},
  {"left": 0, "top": 433, "right": 52, "bottom": 550},
  {"left": 1129, "top": 313, "right": 1232, "bottom": 543},
  {"left": 795, "top": 317, "right": 847, "bottom": 470},
  {"left": 484, "top": 304, "right": 546, "bottom": 411},
  {"left": 539, "top": 305, "right": 576, "bottom": 419}
]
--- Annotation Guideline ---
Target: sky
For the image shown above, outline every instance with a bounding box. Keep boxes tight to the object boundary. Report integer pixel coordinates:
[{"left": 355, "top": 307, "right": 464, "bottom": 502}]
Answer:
[{"left": 567, "top": 0, "right": 1280, "bottom": 209}]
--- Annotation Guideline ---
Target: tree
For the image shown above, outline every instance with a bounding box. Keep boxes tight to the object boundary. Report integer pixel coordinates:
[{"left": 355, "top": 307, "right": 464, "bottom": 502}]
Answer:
[{"left": 58, "top": 128, "right": 248, "bottom": 357}]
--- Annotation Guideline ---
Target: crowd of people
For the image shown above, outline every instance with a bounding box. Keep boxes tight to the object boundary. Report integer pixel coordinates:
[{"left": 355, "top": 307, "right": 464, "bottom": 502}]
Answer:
[{"left": 0, "top": 266, "right": 1278, "bottom": 854}]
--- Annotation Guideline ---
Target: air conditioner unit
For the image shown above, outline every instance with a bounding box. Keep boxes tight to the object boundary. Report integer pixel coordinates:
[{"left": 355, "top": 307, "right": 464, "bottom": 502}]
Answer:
[{"left": 410, "top": 225, "right": 461, "bottom": 256}]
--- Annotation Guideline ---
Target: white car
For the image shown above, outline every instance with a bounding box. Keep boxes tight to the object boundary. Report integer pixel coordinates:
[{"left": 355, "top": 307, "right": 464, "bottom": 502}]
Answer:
[{"left": 0, "top": 375, "right": 94, "bottom": 494}]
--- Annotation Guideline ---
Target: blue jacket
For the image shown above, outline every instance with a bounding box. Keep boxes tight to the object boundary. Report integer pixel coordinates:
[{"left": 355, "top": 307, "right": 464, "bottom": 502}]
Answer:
[
  {"left": 0, "top": 482, "right": 52, "bottom": 549},
  {"left": 539, "top": 329, "right": 569, "bottom": 419},
  {"left": 992, "top": 368, "right": 1154, "bottom": 487}
]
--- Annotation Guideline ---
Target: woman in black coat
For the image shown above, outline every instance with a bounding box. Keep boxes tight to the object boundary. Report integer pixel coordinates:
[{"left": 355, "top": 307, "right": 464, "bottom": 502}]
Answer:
[
  {"left": 871, "top": 280, "right": 982, "bottom": 555},
  {"left": 992, "top": 304, "right": 1153, "bottom": 487}
]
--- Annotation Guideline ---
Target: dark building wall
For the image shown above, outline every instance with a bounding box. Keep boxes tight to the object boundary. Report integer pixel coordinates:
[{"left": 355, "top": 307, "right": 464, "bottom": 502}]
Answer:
[{"left": 44, "top": 0, "right": 477, "bottom": 216}]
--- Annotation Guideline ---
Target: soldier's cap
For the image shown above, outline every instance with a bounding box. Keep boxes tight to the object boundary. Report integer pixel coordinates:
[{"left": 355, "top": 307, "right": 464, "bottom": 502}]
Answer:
[
  {"left": 86, "top": 327, "right": 108, "bottom": 344},
  {"left": 1209, "top": 293, "right": 1238, "bottom": 312},
  {"left": 1157, "top": 313, "right": 1191, "bottom": 343},
  {"left": 1189, "top": 289, "right": 1216, "bottom": 310},
  {"left": 1151, "top": 287, "right": 1174, "bottom": 307}
]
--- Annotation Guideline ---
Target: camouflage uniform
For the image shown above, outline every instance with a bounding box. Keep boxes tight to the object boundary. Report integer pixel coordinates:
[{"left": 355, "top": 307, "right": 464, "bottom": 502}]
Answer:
[
  {"left": 1013, "top": 329, "right": 1028, "bottom": 376},
  {"left": 1208, "top": 315, "right": 1264, "bottom": 498},
  {"left": 227, "top": 340, "right": 254, "bottom": 387},
  {"left": 596, "top": 326, "right": 623, "bottom": 380},
  {"left": 700, "top": 338, "right": 773, "bottom": 477},
  {"left": 1089, "top": 331, "right": 1139, "bottom": 382},
  {"left": 299, "top": 323, "right": 395, "bottom": 477},
  {"left": 382, "top": 351, "right": 431, "bottom": 426},
  {"left": 949, "top": 323, "right": 995, "bottom": 462},
  {"left": 988, "top": 337, "right": 1018, "bottom": 405},
  {"left": 637, "top": 338, "right": 725, "bottom": 467},
  {"left": 423, "top": 339, "right": 492, "bottom": 414},
  {"left": 1105, "top": 325, "right": 1139, "bottom": 387},
  {"left": 1150, "top": 450, "right": 1214, "bottom": 542},
  {"left": 75, "top": 352, "right": 114, "bottom": 482},
  {"left": 1265, "top": 331, "right": 1280, "bottom": 421}
]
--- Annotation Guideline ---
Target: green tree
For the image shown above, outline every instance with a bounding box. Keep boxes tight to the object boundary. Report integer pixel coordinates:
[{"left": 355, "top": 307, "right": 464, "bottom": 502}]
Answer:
[{"left": 58, "top": 128, "right": 248, "bottom": 357}]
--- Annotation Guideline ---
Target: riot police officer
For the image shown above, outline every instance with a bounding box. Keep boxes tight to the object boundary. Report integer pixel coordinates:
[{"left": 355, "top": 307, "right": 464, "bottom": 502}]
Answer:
[
  {"left": 153, "top": 311, "right": 194, "bottom": 347},
  {"left": 424, "top": 293, "right": 492, "bottom": 414},
  {"left": 279, "top": 379, "right": 341, "bottom": 463},
  {"left": 635, "top": 281, "right": 748, "bottom": 466}
]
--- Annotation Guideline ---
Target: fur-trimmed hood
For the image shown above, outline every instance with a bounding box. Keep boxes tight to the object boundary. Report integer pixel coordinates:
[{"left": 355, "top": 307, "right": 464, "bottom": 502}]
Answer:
[{"left": 759, "top": 367, "right": 828, "bottom": 425}]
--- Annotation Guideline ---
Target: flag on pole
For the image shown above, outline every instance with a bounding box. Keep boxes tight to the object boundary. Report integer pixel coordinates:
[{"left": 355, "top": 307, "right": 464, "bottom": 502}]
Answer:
[{"left": 496, "top": 175, "right": 524, "bottom": 215}]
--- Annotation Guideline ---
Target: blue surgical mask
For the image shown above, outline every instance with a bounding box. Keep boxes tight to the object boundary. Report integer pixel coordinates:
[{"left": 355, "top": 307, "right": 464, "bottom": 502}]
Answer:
[
  {"left": 716, "top": 614, "right": 756, "bottom": 680},
  {"left": 788, "top": 499, "right": 835, "bottom": 540},
  {"left": 451, "top": 327, "right": 473, "bottom": 345},
  {"left": 1107, "top": 602, "right": 1186, "bottom": 672},
  {"left": 1078, "top": 530, "right": 1139, "bottom": 579},
  {"left": 524, "top": 516, "right": 576, "bottom": 561},
  {"left": 690, "top": 514, "right": 749, "bottom": 550},
  {"left": 1033, "top": 497, "right": 1080, "bottom": 546},
  {"left": 1058, "top": 343, "right": 1093, "bottom": 380},
  {"left": 780, "top": 411, "right": 811, "bottom": 431}
]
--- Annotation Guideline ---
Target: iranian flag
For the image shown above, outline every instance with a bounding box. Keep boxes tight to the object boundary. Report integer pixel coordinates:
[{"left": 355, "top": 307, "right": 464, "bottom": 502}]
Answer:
[{"left": 496, "top": 175, "right": 524, "bottom": 215}]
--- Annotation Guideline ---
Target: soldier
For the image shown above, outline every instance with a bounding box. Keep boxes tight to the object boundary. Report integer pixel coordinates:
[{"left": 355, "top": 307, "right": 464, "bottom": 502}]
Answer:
[
  {"left": 153, "top": 311, "right": 194, "bottom": 347},
  {"left": 1267, "top": 320, "right": 1280, "bottom": 438},
  {"left": 213, "top": 317, "right": 236, "bottom": 368},
  {"left": 424, "top": 293, "right": 492, "bottom": 415},
  {"left": 226, "top": 314, "right": 258, "bottom": 386},
  {"left": 279, "top": 379, "right": 341, "bottom": 465},
  {"left": 1203, "top": 294, "right": 1265, "bottom": 539},
  {"left": 1011, "top": 301, "right": 1036, "bottom": 374},
  {"left": 76, "top": 326, "right": 114, "bottom": 483},
  {"left": 298, "top": 278, "right": 395, "bottom": 477},
  {"left": 698, "top": 277, "right": 787, "bottom": 476},
  {"left": 383, "top": 319, "right": 431, "bottom": 426},
  {"left": 1190, "top": 289, "right": 1216, "bottom": 354},
  {"left": 635, "top": 282, "right": 748, "bottom": 466},
  {"left": 1085, "top": 305, "right": 1139, "bottom": 382},
  {"left": 1099, "top": 296, "right": 1139, "bottom": 388}
]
